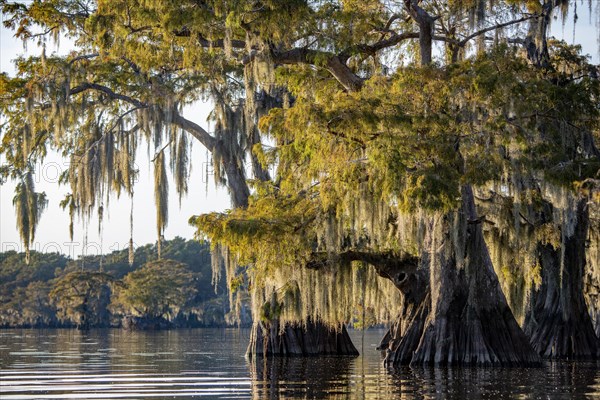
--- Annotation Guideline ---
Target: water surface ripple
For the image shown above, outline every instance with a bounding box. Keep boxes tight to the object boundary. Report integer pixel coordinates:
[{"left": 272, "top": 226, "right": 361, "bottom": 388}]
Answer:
[{"left": 1, "top": 329, "right": 598, "bottom": 399}]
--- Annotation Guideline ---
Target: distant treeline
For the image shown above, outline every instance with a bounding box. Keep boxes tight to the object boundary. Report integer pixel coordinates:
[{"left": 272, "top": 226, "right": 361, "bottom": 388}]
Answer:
[{"left": 0, "top": 237, "right": 250, "bottom": 329}]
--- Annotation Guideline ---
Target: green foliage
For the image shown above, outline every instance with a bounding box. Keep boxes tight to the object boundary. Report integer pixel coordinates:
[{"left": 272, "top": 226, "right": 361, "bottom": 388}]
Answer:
[
  {"left": 111, "top": 259, "right": 197, "bottom": 320},
  {"left": 1, "top": 0, "right": 599, "bottom": 329},
  {"left": 50, "top": 270, "right": 117, "bottom": 328},
  {"left": 193, "top": 14, "right": 599, "bottom": 327},
  {"left": 0, "top": 250, "right": 66, "bottom": 286},
  {"left": 0, "top": 238, "right": 231, "bottom": 327},
  {"left": 0, "top": 281, "right": 57, "bottom": 327},
  {"left": 196, "top": 43, "right": 599, "bottom": 253}
]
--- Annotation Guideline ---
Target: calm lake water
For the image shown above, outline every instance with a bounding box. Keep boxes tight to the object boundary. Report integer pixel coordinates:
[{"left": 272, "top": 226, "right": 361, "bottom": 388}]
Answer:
[{"left": 0, "top": 328, "right": 598, "bottom": 399}]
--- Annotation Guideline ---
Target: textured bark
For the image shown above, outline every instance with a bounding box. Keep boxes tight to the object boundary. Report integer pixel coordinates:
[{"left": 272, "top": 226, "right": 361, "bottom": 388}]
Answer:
[
  {"left": 216, "top": 141, "right": 250, "bottom": 208},
  {"left": 249, "top": 127, "right": 271, "bottom": 183},
  {"left": 585, "top": 262, "right": 600, "bottom": 338},
  {"left": 524, "top": 1, "right": 553, "bottom": 68},
  {"left": 585, "top": 202, "right": 600, "bottom": 338},
  {"left": 405, "top": 0, "right": 434, "bottom": 65},
  {"left": 247, "top": 319, "right": 359, "bottom": 358},
  {"left": 307, "top": 250, "right": 419, "bottom": 279},
  {"left": 524, "top": 199, "right": 600, "bottom": 359},
  {"left": 379, "top": 291, "right": 430, "bottom": 366},
  {"left": 380, "top": 186, "right": 540, "bottom": 366}
]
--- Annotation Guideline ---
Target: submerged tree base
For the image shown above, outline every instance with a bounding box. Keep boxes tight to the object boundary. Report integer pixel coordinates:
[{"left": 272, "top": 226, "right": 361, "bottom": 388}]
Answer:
[
  {"left": 525, "top": 309, "right": 600, "bottom": 360},
  {"left": 380, "top": 291, "right": 542, "bottom": 367},
  {"left": 524, "top": 199, "right": 600, "bottom": 360},
  {"left": 379, "top": 186, "right": 541, "bottom": 367},
  {"left": 247, "top": 319, "right": 359, "bottom": 357}
]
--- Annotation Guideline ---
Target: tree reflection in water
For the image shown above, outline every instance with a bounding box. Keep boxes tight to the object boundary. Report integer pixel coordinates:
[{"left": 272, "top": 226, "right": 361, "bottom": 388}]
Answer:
[
  {"left": 249, "top": 355, "right": 600, "bottom": 399},
  {"left": 1, "top": 329, "right": 598, "bottom": 399},
  {"left": 249, "top": 356, "right": 356, "bottom": 399}
]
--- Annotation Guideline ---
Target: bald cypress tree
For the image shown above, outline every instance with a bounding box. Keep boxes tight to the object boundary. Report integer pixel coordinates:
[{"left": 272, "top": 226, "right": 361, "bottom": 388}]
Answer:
[{"left": 1, "top": 0, "right": 599, "bottom": 365}]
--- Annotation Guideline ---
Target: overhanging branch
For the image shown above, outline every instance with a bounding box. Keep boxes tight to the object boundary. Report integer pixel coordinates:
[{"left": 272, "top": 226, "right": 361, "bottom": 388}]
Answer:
[
  {"left": 67, "top": 82, "right": 217, "bottom": 150},
  {"left": 307, "top": 249, "right": 422, "bottom": 296},
  {"left": 69, "top": 82, "right": 148, "bottom": 108},
  {"left": 271, "top": 47, "right": 364, "bottom": 92},
  {"left": 307, "top": 250, "right": 419, "bottom": 276}
]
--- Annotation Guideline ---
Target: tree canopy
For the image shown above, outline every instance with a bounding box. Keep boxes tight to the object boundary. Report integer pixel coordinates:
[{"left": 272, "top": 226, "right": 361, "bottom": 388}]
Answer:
[
  {"left": 0, "top": 238, "right": 235, "bottom": 328},
  {"left": 111, "top": 259, "right": 197, "bottom": 319},
  {"left": 1, "top": 0, "right": 599, "bottom": 364},
  {"left": 2, "top": 0, "right": 595, "bottom": 255},
  {"left": 49, "top": 270, "right": 117, "bottom": 327}
]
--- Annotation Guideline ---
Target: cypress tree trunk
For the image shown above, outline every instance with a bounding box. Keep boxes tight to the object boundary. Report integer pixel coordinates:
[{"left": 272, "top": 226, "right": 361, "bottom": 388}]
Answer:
[
  {"left": 376, "top": 264, "right": 430, "bottom": 366},
  {"left": 585, "top": 201, "right": 600, "bottom": 339},
  {"left": 379, "top": 292, "right": 431, "bottom": 366},
  {"left": 247, "top": 319, "right": 358, "bottom": 357},
  {"left": 524, "top": 198, "right": 599, "bottom": 359},
  {"left": 524, "top": 0, "right": 553, "bottom": 68},
  {"left": 381, "top": 186, "right": 540, "bottom": 366},
  {"left": 218, "top": 142, "right": 250, "bottom": 209},
  {"left": 405, "top": 0, "right": 434, "bottom": 66},
  {"left": 585, "top": 266, "right": 600, "bottom": 338}
]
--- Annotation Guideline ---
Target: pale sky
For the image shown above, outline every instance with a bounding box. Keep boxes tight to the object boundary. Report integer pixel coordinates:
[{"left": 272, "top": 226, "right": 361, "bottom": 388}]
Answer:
[
  {"left": 0, "top": 16, "right": 231, "bottom": 258},
  {"left": 0, "top": 5, "right": 598, "bottom": 257}
]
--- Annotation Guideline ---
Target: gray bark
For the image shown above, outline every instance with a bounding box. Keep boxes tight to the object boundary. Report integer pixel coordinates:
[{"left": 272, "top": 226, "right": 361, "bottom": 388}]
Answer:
[
  {"left": 405, "top": 0, "right": 434, "bottom": 66},
  {"left": 524, "top": 198, "right": 600, "bottom": 359},
  {"left": 524, "top": 1, "right": 553, "bottom": 68},
  {"left": 247, "top": 319, "right": 358, "bottom": 357},
  {"left": 585, "top": 271, "right": 600, "bottom": 338},
  {"left": 216, "top": 141, "right": 251, "bottom": 208},
  {"left": 381, "top": 186, "right": 540, "bottom": 366}
]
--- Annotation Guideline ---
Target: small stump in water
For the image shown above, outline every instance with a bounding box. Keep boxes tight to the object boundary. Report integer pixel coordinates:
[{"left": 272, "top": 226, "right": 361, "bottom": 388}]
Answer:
[
  {"left": 122, "top": 315, "right": 173, "bottom": 330},
  {"left": 247, "top": 319, "right": 359, "bottom": 357}
]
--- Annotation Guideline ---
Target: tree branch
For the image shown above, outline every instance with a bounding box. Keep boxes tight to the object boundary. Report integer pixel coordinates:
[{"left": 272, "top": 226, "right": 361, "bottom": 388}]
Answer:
[
  {"left": 457, "top": 15, "right": 536, "bottom": 47},
  {"left": 306, "top": 249, "right": 422, "bottom": 295},
  {"left": 68, "top": 53, "right": 99, "bottom": 65},
  {"left": 69, "top": 82, "right": 148, "bottom": 108},
  {"left": 170, "top": 109, "right": 216, "bottom": 150},
  {"left": 271, "top": 47, "right": 364, "bottom": 92},
  {"left": 307, "top": 250, "right": 419, "bottom": 276},
  {"left": 68, "top": 82, "right": 217, "bottom": 150},
  {"left": 347, "top": 31, "right": 420, "bottom": 56}
]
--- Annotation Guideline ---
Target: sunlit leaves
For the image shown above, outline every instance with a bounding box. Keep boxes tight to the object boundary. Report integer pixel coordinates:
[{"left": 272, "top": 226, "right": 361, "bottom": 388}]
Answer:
[
  {"left": 50, "top": 270, "right": 118, "bottom": 328},
  {"left": 201, "top": 41, "right": 600, "bottom": 288},
  {"left": 111, "top": 259, "right": 197, "bottom": 320}
]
